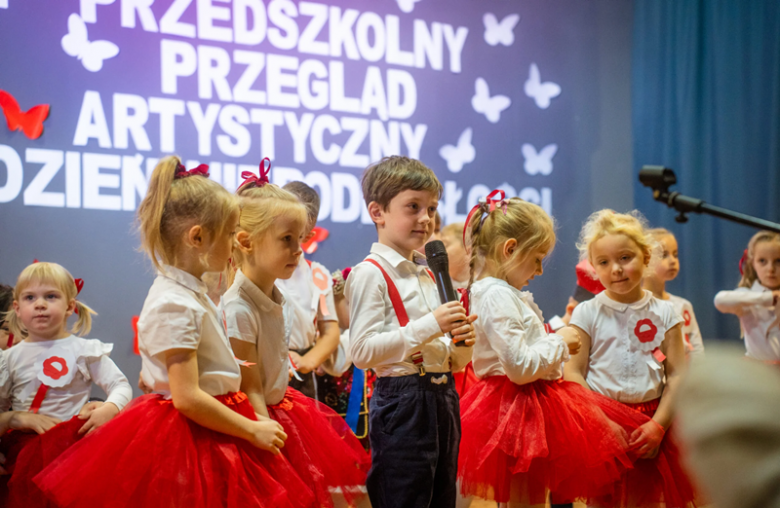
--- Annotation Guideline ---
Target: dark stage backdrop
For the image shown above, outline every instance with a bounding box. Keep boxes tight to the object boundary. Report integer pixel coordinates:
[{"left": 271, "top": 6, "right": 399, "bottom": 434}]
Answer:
[
  {"left": 632, "top": 0, "right": 780, "bottom": 341},
  {"left": 0, "top": 0, "right": 633, "bottom": 394}
]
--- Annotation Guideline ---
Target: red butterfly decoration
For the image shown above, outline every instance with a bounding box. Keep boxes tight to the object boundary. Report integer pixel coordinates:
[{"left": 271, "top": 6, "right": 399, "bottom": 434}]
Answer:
[
  {"left": 0, "top": 90, "right": 50, "bottom": 139},
  {"left": 302, "top": 226, "right": 329, "bottom": 254}
]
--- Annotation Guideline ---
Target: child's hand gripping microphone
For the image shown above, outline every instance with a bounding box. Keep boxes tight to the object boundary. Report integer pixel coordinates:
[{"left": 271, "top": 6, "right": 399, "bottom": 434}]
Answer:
[{"left": 425, "top": 240, "right": 469, "bottom": 347}]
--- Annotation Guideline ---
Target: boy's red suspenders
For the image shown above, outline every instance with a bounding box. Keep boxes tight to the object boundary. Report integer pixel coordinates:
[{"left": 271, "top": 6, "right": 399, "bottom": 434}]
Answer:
[{"left": 364, "top": 258, "right": 434, "bottom": 375}]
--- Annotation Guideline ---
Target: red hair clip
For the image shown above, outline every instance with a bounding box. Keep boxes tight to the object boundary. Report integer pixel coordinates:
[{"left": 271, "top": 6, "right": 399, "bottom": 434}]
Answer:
[
  {"left": 240, "top": 157, "right": 272, "bottom": 188},
  {"left": 463, "top": 189, "right": 509, "bottom": 246},
  {"left": 738, "top": 249, "right": 748, "bottom": 275},
  {"left": 174, "top": 162, "right": 210, "bottom": 179}
]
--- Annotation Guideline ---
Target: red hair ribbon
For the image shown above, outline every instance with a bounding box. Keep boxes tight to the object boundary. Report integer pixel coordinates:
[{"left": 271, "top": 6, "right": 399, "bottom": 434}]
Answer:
[
  {"left": 462, "top": 189, "right": 508, "bottom": 246},
  {"left": 74, "top": 278, "right": 84, "bottom": 295},
  {"left": 240, "top": 157, "right": 272, "bottom": 188},
  {"left": 457, "top": 287, "right": 470, "bottom": 315},
  {"left": 174, "top": 162, "right": 210, "bottom": 179},
  {"left": 738, "top": 249, "right": 748, "bottom": 275}
]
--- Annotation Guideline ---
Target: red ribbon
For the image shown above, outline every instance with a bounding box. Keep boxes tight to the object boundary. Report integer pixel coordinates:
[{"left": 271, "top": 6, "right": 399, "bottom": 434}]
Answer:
[
  {"left": 738, "top": 249, "right": 748, "bottom": 275},
  {"left": 240, "top": 157, "right": 271, "bottom": 188},
  {"left": 29, "top": 384, "right": 49, "bottom": 414},
  {"left": 74, "top": 278, "right": 84, "bottom": 295},
  {"left": 174, "top": 162, "right": 210, "bottom": 179},
  {"left": 457, "top": 287, "right": 470, "bottom": 315},
  {"left": 6, "top": 332, "right": 14, "bottom": 349},
  {"left": 462, "top": 189, "right": 508, "bottom": 246}
]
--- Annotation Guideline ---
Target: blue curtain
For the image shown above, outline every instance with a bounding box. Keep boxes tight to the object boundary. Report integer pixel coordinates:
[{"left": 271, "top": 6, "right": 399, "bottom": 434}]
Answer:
[{"left": 632, "top": 0, "right": 780, "bottom": 340}]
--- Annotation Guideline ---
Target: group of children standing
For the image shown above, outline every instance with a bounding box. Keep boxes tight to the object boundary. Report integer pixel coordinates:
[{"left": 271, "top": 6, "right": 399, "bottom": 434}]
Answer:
[{"left": 0, "top": 154, "right": 778, "bottom": 508}]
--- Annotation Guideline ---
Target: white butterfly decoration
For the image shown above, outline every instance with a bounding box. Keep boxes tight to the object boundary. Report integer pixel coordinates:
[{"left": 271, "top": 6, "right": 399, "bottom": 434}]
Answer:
[
  {"left": 483, "top": 13, "right": 520, "bottom": 47},
  {"left": 396, "top": 0, "right": 422, "bottom": 14},
  {"left": 61, "top": 13, "right": 119, "bottom": 72},
  {"left": 471, "top": 78, "right": 511, "bottom": 123},
  {"left": 439, "top": 128, "right": 476, "bottom": 173},
  {"left": 524, "top": 63, "right": 561, "bottom": 109},
  {"left": 522, "top": 143, "right": 558, "bottom": 176}
]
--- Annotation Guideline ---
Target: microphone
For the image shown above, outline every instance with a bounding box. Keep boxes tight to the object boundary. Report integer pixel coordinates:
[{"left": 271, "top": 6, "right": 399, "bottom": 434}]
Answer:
[{"left": 425, "top": 240, "right": 468, "bottom": 347}]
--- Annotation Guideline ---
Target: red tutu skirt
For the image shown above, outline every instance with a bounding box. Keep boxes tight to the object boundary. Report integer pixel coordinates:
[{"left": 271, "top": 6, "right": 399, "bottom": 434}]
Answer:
[
  {"left": 591, "top": 400, "right": 703, "bottom": 508},
  {"left": 453, "top": 362, "right": 479, "bottom": 398},
  {"left": 458, "top": 376, "right": 646, "bottom": 504},
  {"left": 34, "top": 392, "right": 316, "bottom": 508},
  {"left": 267, "top": 388, "right": 370, "bottom": 507},
  {"left": 1, "top": 416, "right": 84, "bottom": 507}
]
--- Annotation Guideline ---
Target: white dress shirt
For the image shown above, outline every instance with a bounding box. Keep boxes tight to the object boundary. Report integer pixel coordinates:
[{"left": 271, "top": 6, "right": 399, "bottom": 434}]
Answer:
[
  {"left": 570, "top": 290, "right": 683, "bottom": 404},
  {"left": 667, "top": 293, "right": 705, "bottom": 356},
  {"left": 346, "top": 243, "right": 472, "bottom": 377},
  {"left": 714, "top": 281, "right": 780, "bottom": 361},
  {"left": 222, "top": 270, "right": 289, "bottom": 406},
  {"left": 137, "top": 265, "right": 241, "bottom": 397},
  {"left": 0, "top": 335, "right": 132, "bottom": 420},
  {"left": 470, "top": 277, "right": 569, "bottom": 384},
  {"left": 277, "top": 256, "right": 338, "bottom": 351}
]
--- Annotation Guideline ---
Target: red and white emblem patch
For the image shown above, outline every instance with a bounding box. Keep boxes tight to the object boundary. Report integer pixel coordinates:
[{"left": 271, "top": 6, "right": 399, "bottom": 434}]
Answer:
[{"left": 627, "top": 311, "right": 665, "bottom": 352}]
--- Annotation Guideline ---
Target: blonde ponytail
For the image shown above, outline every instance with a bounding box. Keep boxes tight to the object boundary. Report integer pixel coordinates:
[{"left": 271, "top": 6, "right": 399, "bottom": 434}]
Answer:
[{"left": 137, "top": 156, "right": 238, "bottom": 271}]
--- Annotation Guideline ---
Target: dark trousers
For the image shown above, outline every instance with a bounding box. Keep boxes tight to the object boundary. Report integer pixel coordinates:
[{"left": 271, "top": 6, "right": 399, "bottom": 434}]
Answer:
[{"left": 367, "top": 372, "right": 461, "bottom": 508}]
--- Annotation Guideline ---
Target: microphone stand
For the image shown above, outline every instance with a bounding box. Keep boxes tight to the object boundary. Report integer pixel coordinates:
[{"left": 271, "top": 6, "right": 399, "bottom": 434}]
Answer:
[{"left": 638, "top": 166, "right": 780, "bottom": 233}]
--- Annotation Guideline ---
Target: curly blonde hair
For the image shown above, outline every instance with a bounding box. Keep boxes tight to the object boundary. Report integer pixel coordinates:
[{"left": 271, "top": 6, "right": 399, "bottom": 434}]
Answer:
[{"left": 577, "top": 209, "right": 659, "bottom": 270}]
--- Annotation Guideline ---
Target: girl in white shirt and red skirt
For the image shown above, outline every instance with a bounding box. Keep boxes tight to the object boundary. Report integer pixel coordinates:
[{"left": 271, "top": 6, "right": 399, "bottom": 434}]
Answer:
[
  {"left": 457, "top": 194, "right": 650, "bottom": 507},
  {"left": 566, "top": 209, "right": 702, "bottom": 508}
]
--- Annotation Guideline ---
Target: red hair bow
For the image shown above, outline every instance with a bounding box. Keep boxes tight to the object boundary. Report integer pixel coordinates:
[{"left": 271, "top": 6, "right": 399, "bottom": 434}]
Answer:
[
  {"left": 739, "top": 249, "right": 748, "bottom": 275},
  {"left": 463, "top": 189, "right": 508, "bottom": 246},
  {"left": 74, "top": 278, "right": 84, "bottom": 295},
  {"left": 240, "top": 157, "right": 272, "bottom": 188},
  {"left": 174, "top": 162, "right": 210, "bottom": 179}
]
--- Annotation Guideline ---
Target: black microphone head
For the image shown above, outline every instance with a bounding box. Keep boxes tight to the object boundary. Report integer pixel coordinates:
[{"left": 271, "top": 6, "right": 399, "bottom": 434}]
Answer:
[{"left": 425, "top": 240, "right": 449, "bottom": 273}]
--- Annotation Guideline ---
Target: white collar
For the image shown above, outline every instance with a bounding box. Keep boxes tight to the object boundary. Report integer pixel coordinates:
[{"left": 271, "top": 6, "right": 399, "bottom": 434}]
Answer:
[
  {"left": 234, "top": 270, "right": 284, "bottom": 312},
  {"left": 472, "top": 277, "right": 544, "bottom": 321},
  {"left": 751, "top": 280, "right": 771, "bottom": 292},
  {"left": 370, "top": 242, "right": 429, "bottom": 269},
  {"left": 160, "top": 265, "right": 208, "bottom": 295},
  {"left": 595, "top": 289, "right": 654, "bottom": 312}
]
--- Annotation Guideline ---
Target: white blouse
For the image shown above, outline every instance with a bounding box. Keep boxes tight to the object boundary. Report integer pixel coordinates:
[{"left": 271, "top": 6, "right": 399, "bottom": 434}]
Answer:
[
  {"left": 346, "top": 243, "right": 472, "bottom": 377},
  {"left": 0, "top": 335, "right": 132, "bottom": 421},
  {"left": 714, "top": 281, "right": 780, "bottom": 361},
  {"left": 667, "top": 293, "right": 705, "bottom": 356},
  {"left": 137, "top": 265, "right": 241, "bottom": 397},
  {"left": 470, "top": 277, "right": 569, "bottom": 384},
  {"left": 222, "top": 270, "right": 289, "bottom": 406},
  {"left": 277, "top": 256, "right": 338, "bottom": 351},
  {"left": 570, "top": 290, "right": 683, "bottom": 404}
]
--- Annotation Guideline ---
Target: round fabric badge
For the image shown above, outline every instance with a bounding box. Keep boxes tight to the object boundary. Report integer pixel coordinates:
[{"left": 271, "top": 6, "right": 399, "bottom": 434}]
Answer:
[
  {"left": 626, "top": 311, "right": 665, "bottom": 352},
  {"left": 34, "top": 347, "right": 77, "bottom": 388},
  {"left": 683, "top": 309, "right": 691, "bottom": 327}
]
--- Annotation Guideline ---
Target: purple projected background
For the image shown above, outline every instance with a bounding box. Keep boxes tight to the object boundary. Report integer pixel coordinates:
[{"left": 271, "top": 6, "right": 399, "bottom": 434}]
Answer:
[{"left": 0, "top": 0, "right": 633, "bottom": 393}]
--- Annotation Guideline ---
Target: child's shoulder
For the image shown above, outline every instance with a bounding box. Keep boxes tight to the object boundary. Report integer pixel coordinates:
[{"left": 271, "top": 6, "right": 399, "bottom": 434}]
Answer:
[{"left": 666, "top": 293, "right": 693, "bottom": 308}]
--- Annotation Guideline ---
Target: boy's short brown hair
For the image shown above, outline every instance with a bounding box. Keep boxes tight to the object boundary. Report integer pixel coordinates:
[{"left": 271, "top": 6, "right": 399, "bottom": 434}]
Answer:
[
  {"left": 361, "top": 156, "right": 443, "bottom": 209},
  {"left": 283, "top": 181, "right": 320, "bottom": 226}
]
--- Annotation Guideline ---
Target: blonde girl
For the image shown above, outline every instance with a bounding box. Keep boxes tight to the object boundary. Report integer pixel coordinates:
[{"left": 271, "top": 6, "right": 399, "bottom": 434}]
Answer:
[
  {"left": 457, "top": 193, "right": 646, "bottom": 507},
  {"left": 714, "top": 230, "right": 780, "bottom": 362},
  {"left": 565, "top": 210, "right": 701, "bottom": 508},
  {"left": 643, "top": 228, "right": 705, "bottom": 356},
  {"left": 223, "top": 167, "right": 369, "bottom": 507},
  {"left": 0, "top": 262, "right": 132, "bottom": 506},
  {"left": 35, "top": 157, "right": 314, "bottom": 508}
]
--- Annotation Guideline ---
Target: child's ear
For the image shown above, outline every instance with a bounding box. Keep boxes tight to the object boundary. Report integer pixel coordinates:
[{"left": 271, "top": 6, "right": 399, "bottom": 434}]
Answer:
[
  {"left": 235, "top": 231, "right": 252, "bottom": 253},
  {"left": 368, "top": 201, "right": 384, "bottom": 226},
  {"left": 186, "top": 225, "right": 204, "bottom": 247},
  {"left": 503, "top": 238, "right": 518, "bottom": 259},
  {"left": 66, "top": 299, "right": 77, "bottom": 317}
]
